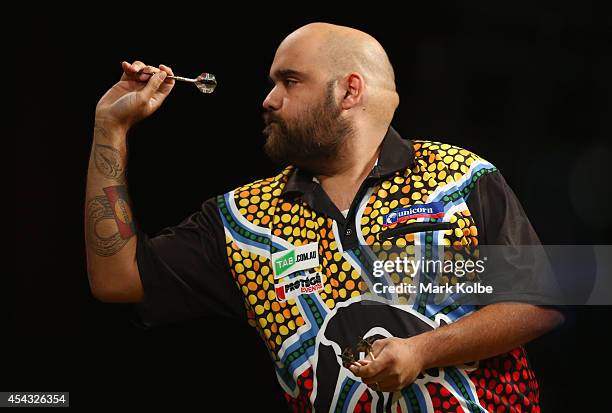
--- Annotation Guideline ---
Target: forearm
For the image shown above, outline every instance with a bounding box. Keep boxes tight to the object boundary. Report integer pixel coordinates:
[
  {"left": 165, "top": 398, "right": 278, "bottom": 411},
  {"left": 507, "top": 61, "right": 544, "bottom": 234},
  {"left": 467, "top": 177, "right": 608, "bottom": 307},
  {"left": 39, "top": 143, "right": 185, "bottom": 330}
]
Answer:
[
  {"left": 413, "top": 302, "right": 564, "bottom": 369},
  {"left": 84, "top": 119, "right": 141, "bottom": 301}
]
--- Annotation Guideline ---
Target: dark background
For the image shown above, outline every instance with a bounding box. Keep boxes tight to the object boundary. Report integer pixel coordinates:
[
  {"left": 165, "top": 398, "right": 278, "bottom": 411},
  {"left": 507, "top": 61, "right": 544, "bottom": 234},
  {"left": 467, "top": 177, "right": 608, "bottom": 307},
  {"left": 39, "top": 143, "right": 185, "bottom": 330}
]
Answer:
[{"left": 12, "top": 2, "right": 612, "bottom": 411}]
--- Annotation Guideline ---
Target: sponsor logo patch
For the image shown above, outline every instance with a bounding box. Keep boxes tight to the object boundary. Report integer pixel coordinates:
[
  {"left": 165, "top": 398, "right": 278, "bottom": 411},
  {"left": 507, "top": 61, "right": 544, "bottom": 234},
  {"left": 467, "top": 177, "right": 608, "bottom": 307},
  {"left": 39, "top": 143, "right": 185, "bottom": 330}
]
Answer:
[
  {"left": 274, "top": 272, "right": 324, "bottom": 302},
  {"left": 382, "top": 202, "right": 445, "bottom": 227},
  {"left": 271, "top": 242, "right": 319, "bottom": 279}
]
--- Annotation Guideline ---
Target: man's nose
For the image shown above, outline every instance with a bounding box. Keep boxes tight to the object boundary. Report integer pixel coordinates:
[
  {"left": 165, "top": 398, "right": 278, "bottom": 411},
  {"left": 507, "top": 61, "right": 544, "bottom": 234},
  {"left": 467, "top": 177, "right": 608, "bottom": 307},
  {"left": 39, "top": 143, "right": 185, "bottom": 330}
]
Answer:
[{"left": 262, "top": 86, "right": 281, "bottom": 111}]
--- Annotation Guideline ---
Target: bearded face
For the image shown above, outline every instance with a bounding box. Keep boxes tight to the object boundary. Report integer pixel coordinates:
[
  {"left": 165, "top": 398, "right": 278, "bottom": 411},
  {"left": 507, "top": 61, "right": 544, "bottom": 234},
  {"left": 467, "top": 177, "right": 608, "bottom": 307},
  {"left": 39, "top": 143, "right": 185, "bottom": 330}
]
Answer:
[{"left": 263, "top": 81, "right": 354, "bottom": 173}]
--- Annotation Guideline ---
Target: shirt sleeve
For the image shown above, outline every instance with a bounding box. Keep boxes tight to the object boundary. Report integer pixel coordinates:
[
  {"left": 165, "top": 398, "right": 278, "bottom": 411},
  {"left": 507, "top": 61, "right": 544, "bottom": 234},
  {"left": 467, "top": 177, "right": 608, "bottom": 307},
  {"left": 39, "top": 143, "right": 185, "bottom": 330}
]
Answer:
[
  {"left": 465, "top": 171, "right": 565, "bottom": 307},
  {"left": 129, "top": 197, "right": 246, "bottom": 329},
  {"left": 466, "top": 170, "right": 541, "bottom": 246}
]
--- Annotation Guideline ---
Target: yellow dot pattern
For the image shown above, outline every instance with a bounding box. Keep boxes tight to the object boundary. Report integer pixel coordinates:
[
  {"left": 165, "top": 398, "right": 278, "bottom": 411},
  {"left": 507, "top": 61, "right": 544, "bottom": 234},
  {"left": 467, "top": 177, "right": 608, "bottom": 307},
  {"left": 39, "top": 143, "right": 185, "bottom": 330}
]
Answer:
[
  {"left": 224, "top": 167, "right": 368, "bottom": 354},
  {"left": 222, "top": 142, "right": 491, "bottom": 358},
  {"left": 360, "top": 141, "right": 482, "bottom": 248}
]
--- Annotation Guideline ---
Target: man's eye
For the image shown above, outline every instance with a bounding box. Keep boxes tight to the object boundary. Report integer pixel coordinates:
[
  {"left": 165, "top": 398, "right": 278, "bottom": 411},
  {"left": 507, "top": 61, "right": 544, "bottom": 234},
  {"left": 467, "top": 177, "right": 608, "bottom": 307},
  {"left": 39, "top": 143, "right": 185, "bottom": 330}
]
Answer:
[{"left": 284, "top": 79, "right": 298, "bottom": 87}]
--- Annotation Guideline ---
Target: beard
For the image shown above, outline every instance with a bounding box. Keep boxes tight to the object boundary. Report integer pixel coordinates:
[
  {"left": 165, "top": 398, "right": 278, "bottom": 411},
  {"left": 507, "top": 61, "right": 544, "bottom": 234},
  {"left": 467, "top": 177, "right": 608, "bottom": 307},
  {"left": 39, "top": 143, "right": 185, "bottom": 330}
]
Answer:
[{"left": 263, "top": 82, "right": 354, "bottom": 174}]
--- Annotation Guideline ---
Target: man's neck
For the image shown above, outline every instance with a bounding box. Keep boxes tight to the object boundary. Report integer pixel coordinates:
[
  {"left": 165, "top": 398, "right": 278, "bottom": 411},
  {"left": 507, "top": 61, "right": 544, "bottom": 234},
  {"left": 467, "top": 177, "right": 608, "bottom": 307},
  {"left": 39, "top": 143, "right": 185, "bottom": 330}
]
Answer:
[{"left": 315, "top": 126, "right": 386, "bottom": 212}]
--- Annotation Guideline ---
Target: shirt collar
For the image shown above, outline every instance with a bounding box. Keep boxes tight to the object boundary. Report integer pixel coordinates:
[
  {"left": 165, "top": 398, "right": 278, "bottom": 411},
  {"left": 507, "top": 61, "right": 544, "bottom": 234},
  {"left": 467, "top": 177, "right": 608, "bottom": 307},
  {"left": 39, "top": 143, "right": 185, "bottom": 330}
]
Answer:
[
  {"left": 281, "top": 125, "right": 415, "bottom": 198},
  {"left": 312, "top": 157, "right": 379, "bottom": 184}
]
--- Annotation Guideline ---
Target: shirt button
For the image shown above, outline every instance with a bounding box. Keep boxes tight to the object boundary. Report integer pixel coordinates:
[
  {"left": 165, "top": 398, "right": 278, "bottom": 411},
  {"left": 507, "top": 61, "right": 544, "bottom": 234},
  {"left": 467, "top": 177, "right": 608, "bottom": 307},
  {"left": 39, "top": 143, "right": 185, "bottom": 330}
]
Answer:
[{"left": 345, "top": 228, "right": 353, "bottom": 236}]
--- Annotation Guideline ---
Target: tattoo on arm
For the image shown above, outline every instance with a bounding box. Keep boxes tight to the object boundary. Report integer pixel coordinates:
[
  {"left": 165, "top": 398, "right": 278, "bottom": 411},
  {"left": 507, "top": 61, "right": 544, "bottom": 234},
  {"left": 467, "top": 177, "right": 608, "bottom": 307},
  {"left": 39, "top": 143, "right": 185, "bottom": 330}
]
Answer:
[
  {"left": 86, "top": 185, "right": 136, "bottom": 257},
  {"left": 93, "top": 143, "right": 125, "bottom": 182},
  {"left": 93, "top": 123, "right": 109, "bottom": 140}
]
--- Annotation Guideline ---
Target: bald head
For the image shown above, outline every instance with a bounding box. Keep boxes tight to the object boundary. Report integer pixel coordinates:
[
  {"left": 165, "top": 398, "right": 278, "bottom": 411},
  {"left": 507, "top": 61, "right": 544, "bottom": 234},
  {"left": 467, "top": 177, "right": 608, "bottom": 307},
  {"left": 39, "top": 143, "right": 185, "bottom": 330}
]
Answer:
[
  {"left": 292, "top": 23, "right": 396, "bottom": 90},
  {"left": 274, "top": 22, "right": 400, "bottom": 126}
]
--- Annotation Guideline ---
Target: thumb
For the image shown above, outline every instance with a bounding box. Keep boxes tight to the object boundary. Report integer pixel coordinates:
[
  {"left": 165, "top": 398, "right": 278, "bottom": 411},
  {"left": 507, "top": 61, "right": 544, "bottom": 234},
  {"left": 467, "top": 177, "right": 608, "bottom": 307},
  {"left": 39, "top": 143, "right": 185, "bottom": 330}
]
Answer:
[
  {"left": 370, "top": 338, "right": 388, "bottom": 357},
  {"left": 140, "top": 70, "right": 167, "bottom": 100}
]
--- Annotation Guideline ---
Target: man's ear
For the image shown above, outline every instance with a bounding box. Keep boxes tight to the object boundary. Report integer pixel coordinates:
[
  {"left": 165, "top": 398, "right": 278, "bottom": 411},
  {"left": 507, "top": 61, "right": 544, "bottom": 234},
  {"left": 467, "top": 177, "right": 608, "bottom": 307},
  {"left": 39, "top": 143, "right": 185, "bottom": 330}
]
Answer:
[{"left": 340, "top": 73, "right": 365, "bottom": 110}]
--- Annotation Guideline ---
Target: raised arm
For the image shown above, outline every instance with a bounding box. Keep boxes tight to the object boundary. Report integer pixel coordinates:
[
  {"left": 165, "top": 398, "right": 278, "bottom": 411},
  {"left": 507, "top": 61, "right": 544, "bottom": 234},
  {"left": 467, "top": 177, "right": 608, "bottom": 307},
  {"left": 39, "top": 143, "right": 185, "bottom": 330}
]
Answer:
[{"left": 85, "top": 61, "right": 174, "bottom": 303}]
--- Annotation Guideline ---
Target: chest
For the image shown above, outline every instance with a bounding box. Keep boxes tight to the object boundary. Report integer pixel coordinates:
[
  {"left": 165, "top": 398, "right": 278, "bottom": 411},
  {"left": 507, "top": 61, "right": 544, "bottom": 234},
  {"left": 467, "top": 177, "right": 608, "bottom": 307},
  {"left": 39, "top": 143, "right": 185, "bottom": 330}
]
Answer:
[{"left": 222, "top": 163, "right": 480, "bottom": 355}]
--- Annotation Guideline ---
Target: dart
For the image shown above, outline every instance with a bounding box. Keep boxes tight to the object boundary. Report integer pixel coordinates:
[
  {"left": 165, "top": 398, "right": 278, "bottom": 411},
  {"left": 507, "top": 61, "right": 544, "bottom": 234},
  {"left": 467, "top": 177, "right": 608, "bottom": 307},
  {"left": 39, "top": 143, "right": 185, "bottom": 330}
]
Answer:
[{"left": 138, "top": 68, "right": 217, "bottom": 94}]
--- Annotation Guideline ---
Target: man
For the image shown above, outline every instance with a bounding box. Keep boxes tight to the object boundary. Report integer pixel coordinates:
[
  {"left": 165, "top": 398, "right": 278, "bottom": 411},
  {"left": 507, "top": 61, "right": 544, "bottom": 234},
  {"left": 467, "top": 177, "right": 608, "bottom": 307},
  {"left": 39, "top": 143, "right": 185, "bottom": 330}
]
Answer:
[{"left": 86, "top": 22, "right": 563, "bottom": 412}]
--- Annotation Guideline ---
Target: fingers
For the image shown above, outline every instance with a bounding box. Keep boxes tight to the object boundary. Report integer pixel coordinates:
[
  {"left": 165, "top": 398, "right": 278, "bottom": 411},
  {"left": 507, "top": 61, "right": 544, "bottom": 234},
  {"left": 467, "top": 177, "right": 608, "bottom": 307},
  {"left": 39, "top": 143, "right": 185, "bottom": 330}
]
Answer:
[
  {"left": 368, "top": 379, "right": 395, "bottom": 393},
  {"left": 121, "top": 60, "right": 162, "bottom": 82},
  {"left": 351, "top": 338, "right": 389, "bottom": 376},
  {"left": 350, "top": 357, "right": 385, "bottom": 379},
  {"left": 121, "top": 60, "right": 145, "bottom": 81},
  {"left": 136, "top": 63, "right": 160, "bottom": 82},
  {"left": 350, "top": 360, "right": 390, "bottom": 392},
  {"left": 348, "top": 338, "right": 419, "bottom": 393},
  {"left": 370, "top": 338, "right": 386, "bottom": 358},
  {"left": 140, "top": 70, "right": 168, "bottom": 100},
  {"left": 118, "top": 60, "right": 175, "bottom": 105},
  {"left": 129, "top": 60, "right": 146, "bottom": 72},
  {"left": 361, "top": 370, "right": 387, "bottom": 386},
  {"left": 158, "top": 64, "right": 175, "bottom": 85},
  {"left": 120, "top": 61, "right": 134, "bottom": 81},
  {"left": 122, "top": 60, "right": 147, "bottom": 76},
  {"left": 351, "top": 358, "right": 396, "bottom": 392},
  {"left": 159, "top": 64, "right": 174, "bottom": 76}
]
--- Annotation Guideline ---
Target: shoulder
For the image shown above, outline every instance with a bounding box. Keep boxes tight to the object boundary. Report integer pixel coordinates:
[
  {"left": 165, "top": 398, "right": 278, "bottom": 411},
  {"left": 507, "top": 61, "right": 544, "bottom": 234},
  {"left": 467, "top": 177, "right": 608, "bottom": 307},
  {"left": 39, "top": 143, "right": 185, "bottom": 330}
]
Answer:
[
  {"left": 224, "top": 166, "right": 294, "bottom": 202},
  {"left": 412, "top": 139, "right": 493, "bottom": 168},
  {"left": 410, "top": 139, "right": 498, "bottom": 185},
  {"left": 214, "top": 166, "right": 295, "bottom": 226}
]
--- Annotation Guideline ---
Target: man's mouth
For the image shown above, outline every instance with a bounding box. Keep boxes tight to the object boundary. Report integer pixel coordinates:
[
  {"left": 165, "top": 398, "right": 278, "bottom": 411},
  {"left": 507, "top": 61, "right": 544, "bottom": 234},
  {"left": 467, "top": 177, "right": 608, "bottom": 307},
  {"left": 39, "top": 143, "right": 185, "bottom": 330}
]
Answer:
[
  {"left": 263, "top": 122, "right": 278, "bottom": 135},
  {"left": 263, "top": 112, "right": 283, "bottom": 126}
]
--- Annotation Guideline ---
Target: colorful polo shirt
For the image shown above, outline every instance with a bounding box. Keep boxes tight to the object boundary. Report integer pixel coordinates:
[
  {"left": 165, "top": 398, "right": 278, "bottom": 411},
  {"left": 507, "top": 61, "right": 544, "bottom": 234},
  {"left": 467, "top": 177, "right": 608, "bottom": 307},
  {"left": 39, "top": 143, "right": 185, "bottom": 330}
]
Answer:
[{"left": 134, "top": 126, "right": 543, "bottom": 412}]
